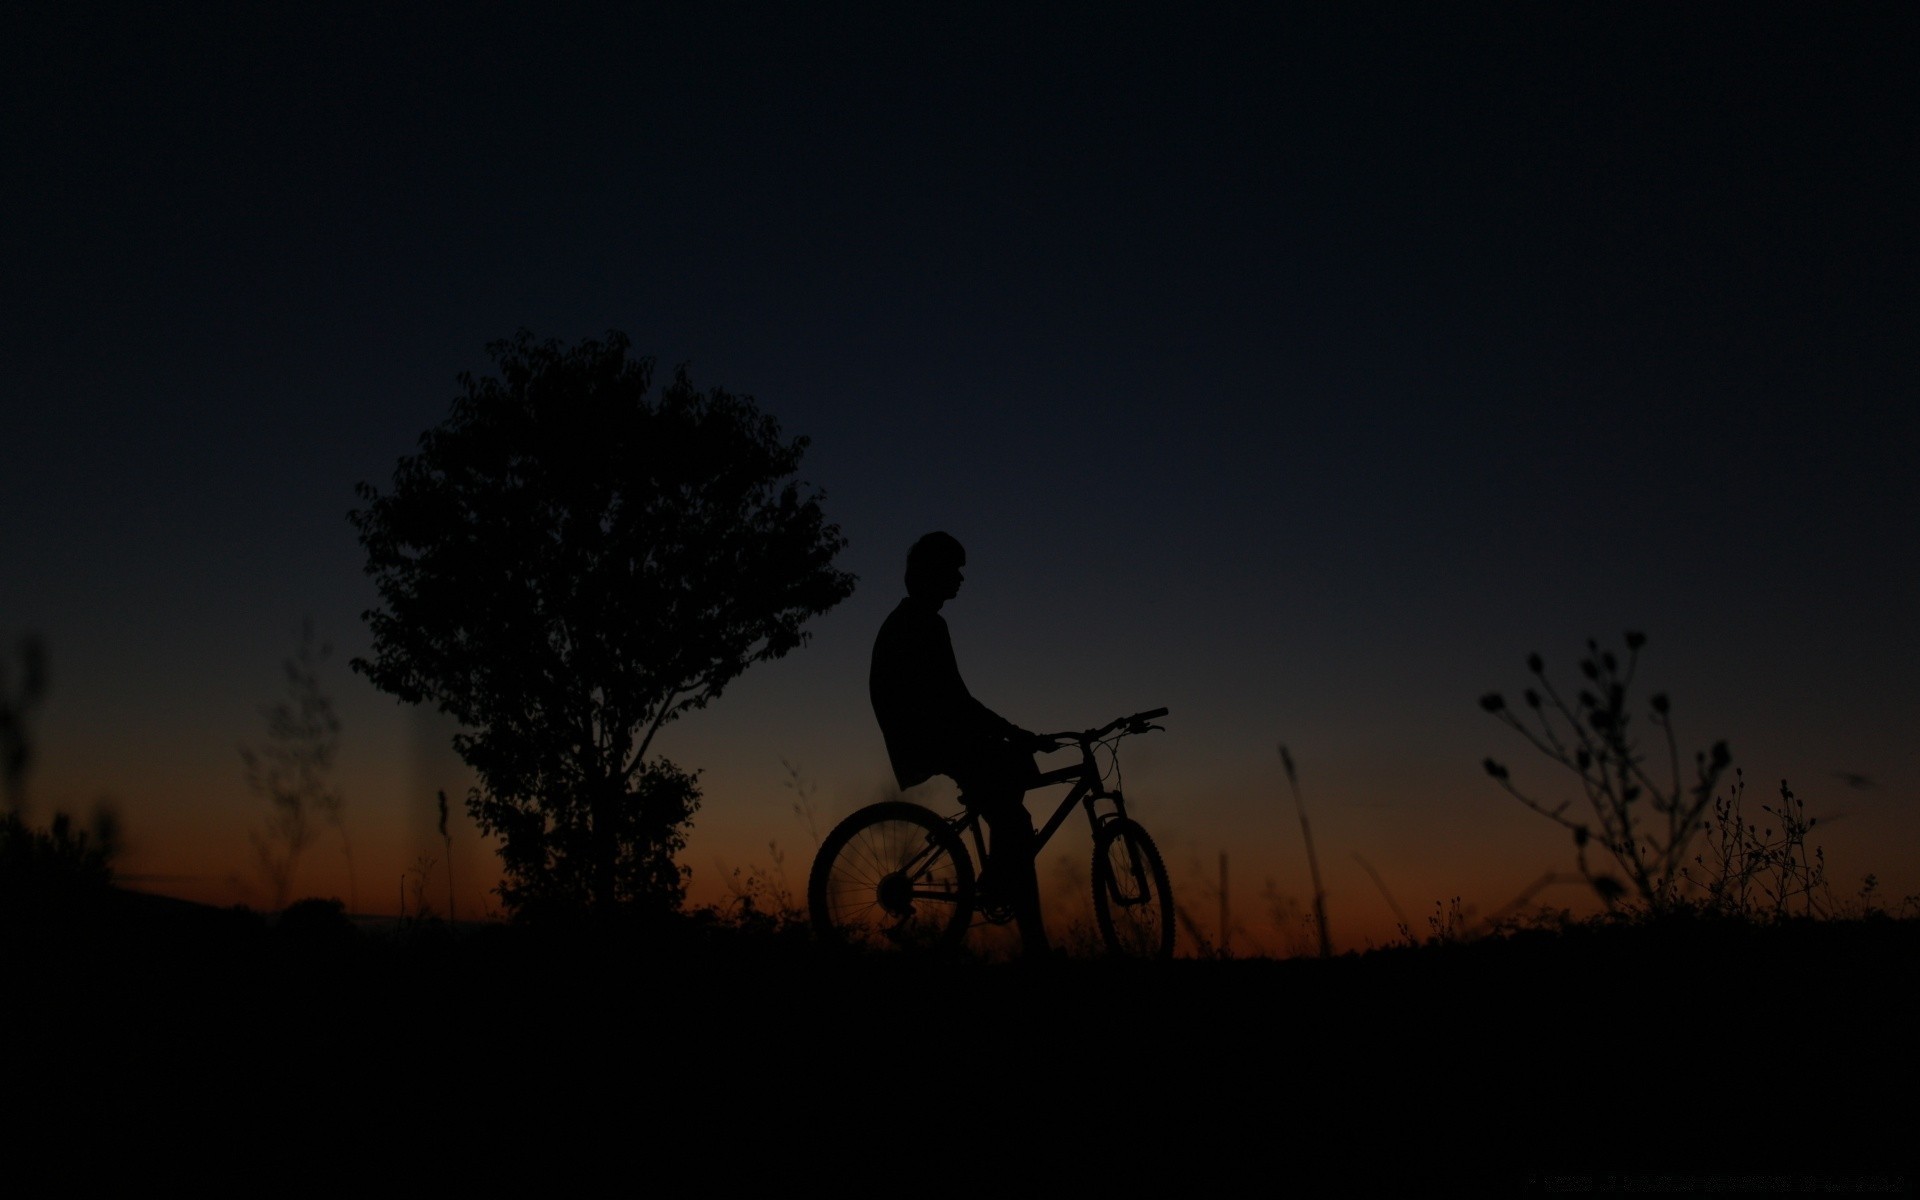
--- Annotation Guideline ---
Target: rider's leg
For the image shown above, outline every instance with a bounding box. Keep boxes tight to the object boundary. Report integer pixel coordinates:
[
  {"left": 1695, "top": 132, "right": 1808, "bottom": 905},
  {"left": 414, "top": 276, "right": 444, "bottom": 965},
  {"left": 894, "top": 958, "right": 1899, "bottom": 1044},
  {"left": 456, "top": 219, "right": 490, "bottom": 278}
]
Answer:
[
  {"left": 955, "top": 740, "right": 1049, "bottom": 957},
  {"left": 980, "top": 801, "right": 1049, "bottom": 956}
]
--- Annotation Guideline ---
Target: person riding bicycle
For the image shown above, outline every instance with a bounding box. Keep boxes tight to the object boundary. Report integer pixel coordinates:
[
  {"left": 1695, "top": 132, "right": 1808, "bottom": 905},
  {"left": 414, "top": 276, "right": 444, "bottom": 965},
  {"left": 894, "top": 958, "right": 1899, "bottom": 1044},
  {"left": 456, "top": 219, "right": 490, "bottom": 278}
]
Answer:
[{"left": 869, "top": 531, "right": 1053, "bottom": 959}]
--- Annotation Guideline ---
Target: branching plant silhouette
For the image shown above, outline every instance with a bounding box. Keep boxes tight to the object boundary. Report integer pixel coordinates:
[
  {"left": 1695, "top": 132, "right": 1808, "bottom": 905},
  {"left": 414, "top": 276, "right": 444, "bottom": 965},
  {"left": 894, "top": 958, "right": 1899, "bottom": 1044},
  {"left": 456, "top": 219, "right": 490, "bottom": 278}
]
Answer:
[
  {"left": 1171, "top": 856, "right": 1224, "bottom": 960},
  {"left": 1260, "top": 884, "right": 1318, "bottom": 959},
  {"left": 1481, "top": 632, "right": 1731, "bottom": 914},
  {"left": 350, "top": 329, "right": 855, "bottom": 923},
  {"left": 723, "top": 760, "right": 817, "bottom": 928},
  {"left": 405, "top": 854, "right": 440, "bottom": 922},
  {"left": 1681, "top": 769, "right": 1832, "bottom": 920},
  {"left": 780, "top": 758, "right": 824, "bottom": 850},
  {"left": 239, "top": 620, "right": 350, "bottom": 912},
  {"left": 702, "top": 760, "right": 836, "bottom": 936}
]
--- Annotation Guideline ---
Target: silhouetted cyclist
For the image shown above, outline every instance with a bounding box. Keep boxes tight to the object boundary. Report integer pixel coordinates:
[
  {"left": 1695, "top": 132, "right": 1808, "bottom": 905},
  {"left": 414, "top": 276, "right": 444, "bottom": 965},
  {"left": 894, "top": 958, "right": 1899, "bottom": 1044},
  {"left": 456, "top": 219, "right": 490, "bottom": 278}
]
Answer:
[{"left": 869, "top": 531, "right": 1052, "bottom": 958}]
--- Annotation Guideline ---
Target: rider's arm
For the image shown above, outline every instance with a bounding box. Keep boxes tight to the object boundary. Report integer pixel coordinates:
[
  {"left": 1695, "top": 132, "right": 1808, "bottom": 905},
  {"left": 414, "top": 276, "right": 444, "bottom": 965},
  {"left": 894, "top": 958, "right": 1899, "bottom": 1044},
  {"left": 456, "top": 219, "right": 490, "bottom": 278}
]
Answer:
[
  {"left": 966, "top": 695, "right": 1032, "bottom": 743},
  {"left": 922, "top": 610, "right": 1031, "bottom": 744}
]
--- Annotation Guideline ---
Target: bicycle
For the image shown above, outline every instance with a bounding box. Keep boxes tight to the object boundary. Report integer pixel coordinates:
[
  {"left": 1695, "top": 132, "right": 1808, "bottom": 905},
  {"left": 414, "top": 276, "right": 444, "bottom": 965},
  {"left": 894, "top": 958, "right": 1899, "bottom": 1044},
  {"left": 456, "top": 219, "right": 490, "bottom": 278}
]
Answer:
[{"left": 807, "top": 707, "right": 1176, "bottom": 960}]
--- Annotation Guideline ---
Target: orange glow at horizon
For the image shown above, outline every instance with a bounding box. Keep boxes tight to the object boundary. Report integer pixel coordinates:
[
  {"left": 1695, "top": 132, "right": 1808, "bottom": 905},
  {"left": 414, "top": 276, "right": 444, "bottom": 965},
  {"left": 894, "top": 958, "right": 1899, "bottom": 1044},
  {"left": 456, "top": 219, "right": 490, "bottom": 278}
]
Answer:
[
  {"left": 65, "top": 745, "right": 1887, "bottom": 959},
  {"left": 22, "top": 633, "right": 1915, "bottom": 955}
]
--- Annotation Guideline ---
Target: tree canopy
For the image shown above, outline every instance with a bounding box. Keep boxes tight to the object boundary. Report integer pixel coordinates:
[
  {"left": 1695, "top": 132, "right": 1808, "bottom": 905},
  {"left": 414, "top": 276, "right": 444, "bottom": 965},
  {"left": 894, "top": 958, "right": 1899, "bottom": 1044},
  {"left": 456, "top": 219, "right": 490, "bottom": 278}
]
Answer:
[{"left": 349, "top": 330, "right": 856, "bottom": 918}]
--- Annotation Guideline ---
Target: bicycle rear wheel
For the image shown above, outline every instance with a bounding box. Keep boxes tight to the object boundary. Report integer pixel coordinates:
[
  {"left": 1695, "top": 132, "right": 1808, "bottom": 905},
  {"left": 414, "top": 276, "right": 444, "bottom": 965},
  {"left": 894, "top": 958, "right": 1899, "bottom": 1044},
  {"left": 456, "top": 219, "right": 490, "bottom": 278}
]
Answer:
[
  {"left": 1091, "top": 817, "right": 1175, "bottom": 960},
  {"left": 809, "top": 801, "right": 976, "bottom": 953}
]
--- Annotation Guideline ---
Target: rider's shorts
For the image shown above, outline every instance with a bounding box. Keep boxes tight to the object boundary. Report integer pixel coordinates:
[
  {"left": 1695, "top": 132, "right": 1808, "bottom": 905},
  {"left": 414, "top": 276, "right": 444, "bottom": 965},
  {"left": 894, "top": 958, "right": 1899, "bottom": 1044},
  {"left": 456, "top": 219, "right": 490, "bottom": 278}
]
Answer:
[{"left": 945, "top": 736, "right": 1040, "bottom": 814}]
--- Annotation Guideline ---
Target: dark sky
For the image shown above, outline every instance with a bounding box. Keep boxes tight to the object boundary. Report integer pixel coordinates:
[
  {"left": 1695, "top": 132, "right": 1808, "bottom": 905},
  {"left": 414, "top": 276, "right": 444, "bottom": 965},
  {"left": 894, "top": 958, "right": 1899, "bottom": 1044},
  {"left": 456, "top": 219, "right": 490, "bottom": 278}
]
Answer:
[{"left": 3, "top": 3, "right": 1914, "bottom": 939}]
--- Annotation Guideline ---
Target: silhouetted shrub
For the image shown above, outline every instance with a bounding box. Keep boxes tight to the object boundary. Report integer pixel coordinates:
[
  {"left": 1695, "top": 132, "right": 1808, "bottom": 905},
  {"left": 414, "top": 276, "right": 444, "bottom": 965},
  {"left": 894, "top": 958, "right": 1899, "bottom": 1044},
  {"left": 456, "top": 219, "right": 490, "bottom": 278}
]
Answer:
[
  {"left": 1682, "top": 769, "right": 1831, "bottom": 920},
  {"left": 0, "top": 810, "right": 116, "bottom": 938},
  {"left": 1, "top": 808, "right": 111, "bottom": 887}
]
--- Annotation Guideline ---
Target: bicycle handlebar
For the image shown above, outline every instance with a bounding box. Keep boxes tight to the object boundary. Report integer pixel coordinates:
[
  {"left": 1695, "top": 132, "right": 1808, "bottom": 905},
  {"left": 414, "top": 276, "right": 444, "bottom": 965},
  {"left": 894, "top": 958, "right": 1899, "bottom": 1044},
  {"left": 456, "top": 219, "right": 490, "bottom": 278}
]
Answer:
[{"left": 1033, "top": 707, "right": 1169, "bottom": 748}]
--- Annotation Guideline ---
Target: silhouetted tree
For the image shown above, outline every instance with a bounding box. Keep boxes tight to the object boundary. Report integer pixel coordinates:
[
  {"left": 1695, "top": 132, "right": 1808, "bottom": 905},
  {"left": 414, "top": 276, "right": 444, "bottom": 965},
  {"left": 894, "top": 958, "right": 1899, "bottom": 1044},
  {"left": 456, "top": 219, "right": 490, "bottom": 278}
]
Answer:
[{"left": 349, "top": 330, "right": 856, "bottom": 921}]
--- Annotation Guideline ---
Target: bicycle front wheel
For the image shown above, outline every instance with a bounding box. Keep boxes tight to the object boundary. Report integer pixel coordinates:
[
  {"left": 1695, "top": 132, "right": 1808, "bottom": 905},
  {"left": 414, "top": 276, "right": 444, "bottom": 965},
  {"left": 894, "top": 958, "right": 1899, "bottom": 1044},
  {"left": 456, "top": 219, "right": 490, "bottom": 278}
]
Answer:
[
  {"left": 808, "top": 801, "right": 976, "bottom": 953},
  {"left": 1092, "top": 817, "right": 1175, "bottom": 960}
]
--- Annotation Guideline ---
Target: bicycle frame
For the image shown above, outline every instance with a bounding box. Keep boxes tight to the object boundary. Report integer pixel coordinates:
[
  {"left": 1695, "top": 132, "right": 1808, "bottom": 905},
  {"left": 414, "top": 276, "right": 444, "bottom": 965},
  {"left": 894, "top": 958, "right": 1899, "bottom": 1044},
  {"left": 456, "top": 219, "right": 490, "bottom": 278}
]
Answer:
[
  {"left": 949, "top": 732, "right": 1138, "bottom": 875},
  {"left": 808, "top": 706, "right": 1172, "bottom": 956}
]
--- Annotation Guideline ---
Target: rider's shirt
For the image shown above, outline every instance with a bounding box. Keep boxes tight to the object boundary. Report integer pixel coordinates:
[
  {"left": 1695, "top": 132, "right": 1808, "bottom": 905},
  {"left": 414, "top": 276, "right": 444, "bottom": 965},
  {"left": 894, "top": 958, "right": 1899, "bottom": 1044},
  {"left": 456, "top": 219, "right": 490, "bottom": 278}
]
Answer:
[{"left": 869, "top": 594, "right": 1022, "bottom": 790}]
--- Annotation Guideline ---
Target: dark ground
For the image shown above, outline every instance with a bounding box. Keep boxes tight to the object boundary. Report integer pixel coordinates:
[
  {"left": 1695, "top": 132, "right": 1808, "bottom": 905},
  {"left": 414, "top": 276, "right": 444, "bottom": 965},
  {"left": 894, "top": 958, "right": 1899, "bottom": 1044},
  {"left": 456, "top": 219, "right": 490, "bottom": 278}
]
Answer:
[{"left": 9, "top": 890, "right": 1915, "bottom": 1195}]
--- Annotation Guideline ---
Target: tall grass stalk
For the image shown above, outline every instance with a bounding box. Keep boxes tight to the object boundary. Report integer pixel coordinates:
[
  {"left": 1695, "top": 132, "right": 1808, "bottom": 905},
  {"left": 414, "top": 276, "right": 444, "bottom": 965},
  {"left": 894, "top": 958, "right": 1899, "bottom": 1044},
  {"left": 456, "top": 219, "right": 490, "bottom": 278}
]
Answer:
[
  {"left": 1278, "top": 744, "right": 1332, "bottom": 958},
  {"left": 1352, "top": 852, "right": 1412, "bottom": 943},
  {"left": 437, "top": 789, "right": 457, "bottom": 923}
]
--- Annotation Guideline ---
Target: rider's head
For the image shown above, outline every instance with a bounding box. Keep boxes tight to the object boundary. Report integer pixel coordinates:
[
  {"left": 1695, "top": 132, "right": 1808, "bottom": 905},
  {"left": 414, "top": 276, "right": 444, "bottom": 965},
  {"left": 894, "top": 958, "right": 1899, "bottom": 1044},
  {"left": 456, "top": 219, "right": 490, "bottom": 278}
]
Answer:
[{"left": 905, "top": 531, "right": 965, "bottom": 604}]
